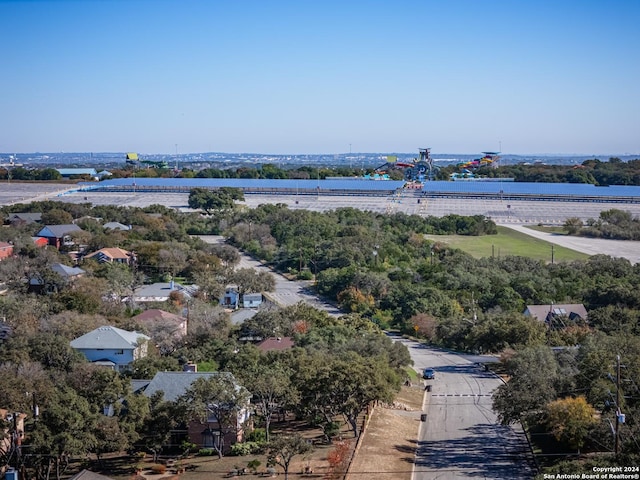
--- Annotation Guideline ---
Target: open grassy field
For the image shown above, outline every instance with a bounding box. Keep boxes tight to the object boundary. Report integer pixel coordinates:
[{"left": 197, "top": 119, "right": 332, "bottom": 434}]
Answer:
[{"left": 426, "top": 226, "right": 589, "bottom": 262}]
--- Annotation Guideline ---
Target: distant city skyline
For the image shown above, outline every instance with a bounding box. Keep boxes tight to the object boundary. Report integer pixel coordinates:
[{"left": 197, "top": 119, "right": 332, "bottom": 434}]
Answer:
[{"left": 1, "top": 0, "right": 639, "bottom": 155}]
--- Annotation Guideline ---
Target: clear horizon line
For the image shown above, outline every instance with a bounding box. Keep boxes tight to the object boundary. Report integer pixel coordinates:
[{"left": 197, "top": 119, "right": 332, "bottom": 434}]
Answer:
[{"left": 1, "top": 151, "right": 637, "bottom": 157}]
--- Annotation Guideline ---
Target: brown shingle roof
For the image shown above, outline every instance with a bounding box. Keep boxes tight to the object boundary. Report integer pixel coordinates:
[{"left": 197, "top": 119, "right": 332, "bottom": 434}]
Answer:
[{"left": 256, "top": 337, "right": 294, "bottom": 352}]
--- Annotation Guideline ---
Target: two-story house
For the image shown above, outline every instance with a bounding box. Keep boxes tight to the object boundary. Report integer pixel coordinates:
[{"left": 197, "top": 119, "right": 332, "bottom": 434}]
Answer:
[
  {"left": 137, "top": 371, "right": 250, "bottom": 454},
  {"left": 36, "top": 224, "right": 83, "bottom": 249},
  {"left": 70, "top": 326, "right": 150, "bottom": 372},
  {"left": 84, "top": 247, "right": 135, "bottom": 265}
]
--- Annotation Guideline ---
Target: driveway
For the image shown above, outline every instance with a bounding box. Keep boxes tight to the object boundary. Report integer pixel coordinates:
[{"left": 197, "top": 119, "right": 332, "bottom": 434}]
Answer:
[
  {"left": 389, "top": 335, "right": 536, "bottom": 480},
  {"left": 196, "top": 235, "right": 342, "bottom": 317}
]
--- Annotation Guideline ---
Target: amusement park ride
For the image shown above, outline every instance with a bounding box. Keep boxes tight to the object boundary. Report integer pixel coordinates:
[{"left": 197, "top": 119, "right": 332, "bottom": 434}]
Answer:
[
  {"left": 375, "top": 148, "right": 437, "bottom": 182},
  {"left": 374, "top": 149, "right": 500, "bottom": 182},
  {"left": 459, "top": 151, "right": 500, "bottom": 170}
]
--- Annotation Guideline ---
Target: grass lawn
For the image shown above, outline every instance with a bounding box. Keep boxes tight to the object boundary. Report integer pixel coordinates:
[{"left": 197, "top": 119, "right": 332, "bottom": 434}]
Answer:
[
  {"left": 426, "top": 226, "right": 589, "bottom": 262},
  {"left": 525, "top": 225, "right": 568, "bottom": 235}
]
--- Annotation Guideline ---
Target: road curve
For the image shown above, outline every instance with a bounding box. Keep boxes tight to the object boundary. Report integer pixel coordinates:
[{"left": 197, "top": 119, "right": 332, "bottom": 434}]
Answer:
[
  {"left": 500, "top": 224, "right": 640, "bottom": 264},
  {"left": 389, "top": 335, "right": 536, "bottom": 480}
]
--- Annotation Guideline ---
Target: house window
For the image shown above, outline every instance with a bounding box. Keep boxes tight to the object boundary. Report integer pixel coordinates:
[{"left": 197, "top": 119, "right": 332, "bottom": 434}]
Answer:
[
  {"left": 201, "top": 428, "right": 221, "bottom": 449},
  {"left": 115, "top": 349, "right": 124, "bottom": 355}
]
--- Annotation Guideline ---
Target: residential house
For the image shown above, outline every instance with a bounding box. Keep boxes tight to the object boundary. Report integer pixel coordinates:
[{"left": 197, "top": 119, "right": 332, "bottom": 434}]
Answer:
[
  {"left": 139, "top": 371, "right": 250, "bottom": 453},
  {"left": 132, "top": 309, "right": 188, "bottom": 339},
  {"left": 523, "top": 304, "right": 588, "bottom": 326},
  {"left": 220, "top": 286, "right": 240, "bottom": 308},
  {"left": 36, "top": 224, "right": 83, "bottom": 249},
  {"left": 242, "top": 293, "right": 263, "bottom": 308},
  {"left": 256, "top": 336, "right": 294, "bottom": 353},
  {"left": 31, "top": 237, "right": 48, "bottom": 248},
  {"left": 29, "top": 263, "right": 86, "bottom": 293},
  {"left": 52, "top": 263, "right": 85, "bottom": 279},
  {"left": 220, "top": 286, "right": 262, "bottom": 309},
  {"left": 5, "top": 212, "right": 42, "bottom": 225},
  {"left": 0, "top": 242, "right": 13, "bottom": 261},
  {"left": 84, "top": 247, "right": 135, "bottom": 265},
  {"left": 70, "top": 326, "right": 150, "bottom": 372},
  {"left": 131, "top": 282, "right": 198, "bottom": 303},
  {"left": 103, "top": 222, "right": 131, "bottom": 231}
]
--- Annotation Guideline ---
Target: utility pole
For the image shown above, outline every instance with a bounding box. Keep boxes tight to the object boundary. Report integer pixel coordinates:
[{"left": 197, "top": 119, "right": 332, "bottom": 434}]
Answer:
[{"left": 551, "top": 244, "right": 555, "bottom": 264}]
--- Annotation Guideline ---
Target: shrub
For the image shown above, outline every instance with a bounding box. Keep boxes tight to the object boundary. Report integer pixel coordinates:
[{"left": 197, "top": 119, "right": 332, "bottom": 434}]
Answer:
[
  {"left": 230, "top": 441, "right": 264, "bottom": 456},
  {"left": 246, "top": 428, "right": 266, "bottom": 443},
  {"left": 297, "top": 269, "right": 313, "bottom": 280},
  {"left": 180, "top": 441, "right": 198, "bottom": 454},
  {"left": 197, "top": 448, "right": 214, "bottom": 456},
  {"left": 247, "top": 459, "right": 261, "bottom": 472},
  {"left": 151, "top": 464, "right": 166, "bottom": 474}
]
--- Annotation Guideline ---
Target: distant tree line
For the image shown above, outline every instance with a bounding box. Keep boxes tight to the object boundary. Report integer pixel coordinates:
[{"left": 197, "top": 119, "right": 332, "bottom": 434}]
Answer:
[
  {"left": 0, "top": 166, "right": 62, "bottom": 181},
  {"left": 5, "top": 156, "right": 640, "bottom": 186},
  {"left": 437, "top": 157, "right": 640, "bottom": 186}
]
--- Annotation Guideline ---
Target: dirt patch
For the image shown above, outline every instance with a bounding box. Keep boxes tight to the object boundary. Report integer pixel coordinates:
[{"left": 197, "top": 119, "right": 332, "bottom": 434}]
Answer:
[{"left": 345, "top": 384, "right": 426, "bottom": 480}]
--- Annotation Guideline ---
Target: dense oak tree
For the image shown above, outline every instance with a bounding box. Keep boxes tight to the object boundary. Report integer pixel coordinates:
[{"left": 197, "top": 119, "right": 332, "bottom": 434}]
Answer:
[
  {"left": 177, "top": 374, "right": 251, "bottom": 458},
  {"left": 237, "top": 354, "right": 298, "bottom": 442},
  {"left": 493, "top": 346, "right": 561, "bottom": 425},
  {"left": 29, "top": 387, "right": 98, "bottom": 480},
  {"left": 188, "top": 187, "right": 244, "bottom": 213},
  {"left": 228, "top": 268, "right": 276, "bottom": 297}
]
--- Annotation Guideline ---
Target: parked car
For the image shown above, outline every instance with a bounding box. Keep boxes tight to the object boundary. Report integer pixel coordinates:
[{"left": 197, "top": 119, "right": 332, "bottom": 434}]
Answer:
[{"left": 422, "top": 368, "right": 435, "bottom": 380}]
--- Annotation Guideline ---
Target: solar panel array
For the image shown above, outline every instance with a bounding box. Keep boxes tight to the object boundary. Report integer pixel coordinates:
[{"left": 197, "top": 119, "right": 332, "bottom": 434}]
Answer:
[
  {"left": 82, "top": 178, "right": 406, "bottom": 192},
  {"left": 79, "top": 178, "right": 640, "bottom": 198},
  {"left": 421, "top": 181, "right": 640, "bottom": 198}
]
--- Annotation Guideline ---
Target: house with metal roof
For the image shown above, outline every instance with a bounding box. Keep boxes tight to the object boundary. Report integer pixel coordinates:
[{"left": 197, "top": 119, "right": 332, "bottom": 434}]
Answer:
[
  {"left": 36, "top": 224, "right": 83, "bottom": 249},
  {"left": 51, "top": 263, "right": 85, "bottom": 279},
  {"left": 70, "top": 326, "right": 150, "bottom": 371},
  {"left": 56, "top": 168, "right": 98, "bottom": 178}
]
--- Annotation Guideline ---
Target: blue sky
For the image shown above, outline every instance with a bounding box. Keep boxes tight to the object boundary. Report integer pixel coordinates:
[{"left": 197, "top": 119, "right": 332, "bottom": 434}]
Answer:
[{"left": 1, "top": 0, "right": 639, "bottom": 155}]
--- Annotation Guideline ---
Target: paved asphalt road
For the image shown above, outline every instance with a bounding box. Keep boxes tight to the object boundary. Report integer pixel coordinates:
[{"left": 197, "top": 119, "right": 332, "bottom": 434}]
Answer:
[
  {"left": 390, "top": 335, "right": 536, "bottom": 480},
  {"left": 197, "top": 235, "right": 342, "bottom": 316},
  {"left": 500, "top": 224, "right": 640, "bottom": 264}
]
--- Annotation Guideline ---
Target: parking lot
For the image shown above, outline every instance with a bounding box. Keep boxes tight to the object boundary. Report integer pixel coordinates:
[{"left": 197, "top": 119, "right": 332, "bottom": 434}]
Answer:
[{"left": 3, "top": 183, "right": 640, "bottom": 262}]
